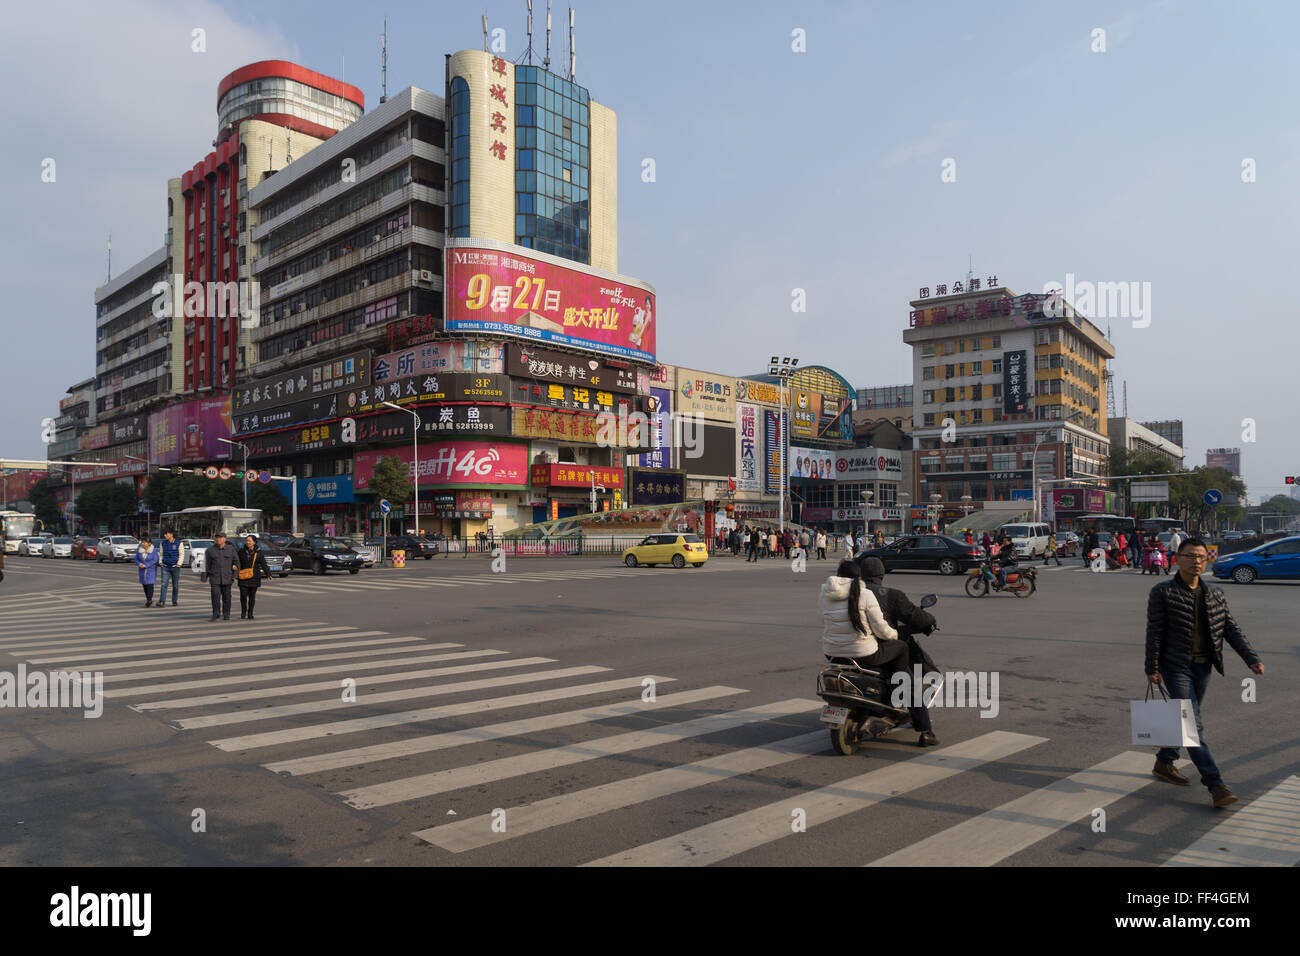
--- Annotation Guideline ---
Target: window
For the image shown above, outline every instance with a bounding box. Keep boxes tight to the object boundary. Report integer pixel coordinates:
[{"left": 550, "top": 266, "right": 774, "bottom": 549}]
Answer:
[
  {"left": 972, "top": 361, "right": 982, "bottom": 374},
  {"left": 920, "top": 457, "right": 942, "bottom": 474},
  {"left": 923, "top": 413, "right": 936, "bottom": 427},
  {"left": 992, "top": 359, "right": 1002, "bottom": 373},
  {"left": 970, "top": 338, "right": 980, "bottom": 351},
  {"left": 921, "top": 344, "right": 935, "bottom": 357},
  {"left": 945, "top": 456, "right": 964, "bottom": 471},
  {"left": 992, "top": 453, "right": 1017, "bottom": 471},
  {"left": 944, "top": 365, "right": 955, "bottom": 379},
  {"left": 945, "top": 387, "right": 955, "bottom": 403},
  {"left": 922, "top": 366, "right": 936, "bottom": 380},
  {"left": 992, "top": 335, "right": 1001, "bottom": 347}
]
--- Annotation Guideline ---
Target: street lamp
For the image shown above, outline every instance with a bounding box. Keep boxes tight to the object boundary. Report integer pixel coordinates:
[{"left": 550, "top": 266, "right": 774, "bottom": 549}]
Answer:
[
  {"left": 217, "top": 438, "right": 250, "bottom": 508},
  {"left": 767, "top": 355, "right": 800, "bottom": 533},
  {"left": 382, "top": 401, "right": 421, "bottom": 536},
  {"left": 587, "top": 469, "right": 606, "bottom": 514},
  {"left": 1032, "top": 410, "right": 1084, "bottom": 523},
  {"left": 930, "top": 492, "right": 942, "bottom": 533},
  {"left": 960, "top": 493, "right": 973, "bottom": 518}
]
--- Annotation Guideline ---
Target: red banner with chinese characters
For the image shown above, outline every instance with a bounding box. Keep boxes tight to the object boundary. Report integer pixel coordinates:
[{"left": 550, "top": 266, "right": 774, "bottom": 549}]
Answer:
[{"left": 530, "top": 463, "right": 624, "bottom": 490}]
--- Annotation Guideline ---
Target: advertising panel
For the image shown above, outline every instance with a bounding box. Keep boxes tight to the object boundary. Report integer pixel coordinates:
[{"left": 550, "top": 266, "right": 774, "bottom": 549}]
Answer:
[
  {"left": 234, "top": 350, "right": 371, "bottom": 415},
  {"left": 789, "top": 446, "right": 835, "bottom": 480},
  {"left": 80, "top": 424, "right": 110, "bottom": 451},
  {"left": 1205, "top": 448, "right": 1241, "bottom": 478},
  {"left": 244, "top": 407, "right": 512, "bottom": 458},
  {"left": 233, "top": 392, "right": 340, "bottom": 437},
  {"left": 628, "top": 468, "right": 685, "bottom": 505},
  {"left": 734, "top": 378, "right": 782, "bottom": 406},
  {"left": 674, "top": 367, "right": 736, "bottom": 423},
  {"left": 1084, "top": 489, "right": 1107, "bottom": 513},
  {"left": 511, "top": 379, "right": 622, "bottom": 414},
  {"left": 60, "top": 388, "right": 94, "bottom": 412},
  {"left": 631, "top": 387, "right": 671, "bottom": 468},
  {"left": 108, "top": 415, "right": 148, "bottom": 445},
  {"left": 764, "top": 409, "right": 784, "bottom": 495},
  {"left": 790, "top": 391, "right": 822, "bottom": 440},
  {"left": 354, "top": 440, "right": 529, "bottom": 490},
  {"left": 373, "top": 342, "right": 505, "bottom": 381},
  {"left": 69, "top": 458, "right": 147, "bottom": 483},
  {"left": 818, "top": 396, "right": 855, "bottom": 442},
  {"left": 511, "top": 407, "right": 638, "bottom": 446},
  {"left": 530, "top": 464, "right": 624, "bottom": 490},
  {"left": 357, "top": 373, "right": 508, "bottom": 413},
  {"left": 297, "top": 476, "right": 357, "bottom": 505},
  {"left": 149, "top": 398, "right": 233, "bottom": 465},
  {"left": 736, "top": 402, "right": 760, "bottom": 492},
  {"left": 682, "top": 424, "right": 736, "bottom": 478},
  {"left": 1003, "top": 349, "right": 1029, "bottom": 414},
  {"left": 445, "top": 244, "right": 656, "bottom": 362},
  {"left": 507, "top": 344, "right": 638, "bottom": 394},
  {"left": 834, "top": 448, "right": 904, "bottom": 481}
]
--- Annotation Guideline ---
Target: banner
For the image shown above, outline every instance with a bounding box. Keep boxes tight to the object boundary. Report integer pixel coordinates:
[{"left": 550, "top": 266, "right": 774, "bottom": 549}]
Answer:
[
  {"left": 790, "top": 391, "right": 822, "bottom": 440},
  {"left": 764, "top": 409, "right": 784, "bottom": 496},
  {"left": 511, "top": 379, "right": 621, "bottom": 414},
  {"left": 80, "top": 424, "right": 110, "bottom": 451},
  {"left": 631, "top": 387, "right": 671, "bottom": 468},
  {"left": 356, "top": 373, "right": 508, "bottom": 413},
  {"left": 834, "top": 448, "right": 904, "bottom": 481},
  {"left": 234, "top": 350, "right": 371, "bottom": 415},
  {"left": 674, "top": 366, "right": 736, "bottom": 423},
  {"left": 354, "top": 440, "right": 530, "bottom": 490},
  {"left": 373, "top": 342, "right": 504, "bottom": 381},
  {"left": 445, "top": 243, "right": 656, "bottom": 362},
  {"left": 530, "top": 464, "right": 624, "bottom": 490},
  {"left": 789, "top": 446, "right": 835, "bottom": 480},
  {"left": 1003, "top": 349, "right": 1029, "bottom": 414},
  {"left": 627, "top": 468, "right": 685, "bottom": 505},
  {"left": 736, "top": 402, "right": 760, "bottom": 492},
  {"left": 149, "top": 397, "right": 234, "bottom": 465},
  {"left": 507, "top": 344, "right": 638, "bottom": 394},
  {"left": 734, "top": 378, "right": 782, "bottom": 406}
]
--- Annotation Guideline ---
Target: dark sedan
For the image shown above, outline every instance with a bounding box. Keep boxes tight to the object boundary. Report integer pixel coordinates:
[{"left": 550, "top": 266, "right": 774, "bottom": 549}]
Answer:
[
  {"left": 385, "top": 535, "right": 440, "bottom": 559},
  {"left": 855, "top": 534, "right": 985, "bottom": 575},
  {"left": 284, "top": 537, "right": 365, "bottom": 575}
]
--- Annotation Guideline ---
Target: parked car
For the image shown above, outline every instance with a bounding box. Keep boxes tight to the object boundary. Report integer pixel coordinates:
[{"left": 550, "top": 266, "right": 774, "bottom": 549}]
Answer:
[
  {"left": 622, "top": 533, "right": 708, "bottom": 568},
  {"left": 97, "top": 535, "right": 139, "bottom": 563},
  {"left": 385, "top": 535, "right": 440, "bottom": 559},
  {"left": 19, "top": 536, "right": 50, "bottom": 556},
  {"left": 1222, "top": 530, "right": 1243, "bottom": 542},
  {"left": 284, "top": 537, "right": 365, "bottom": 575},
  {"left": 1053, "top": 531, "right": 1079, "bottom": 557},
  {"left": 350, "top": 542, "right": 377, "bottom": 568},
  {"left": 854, "top": 534, "right": 984, "bottom": 576},
  {"left": 1212, "top": 535, "right": 1300, "bottom": 584},
  {"left": 44, "top": 536, "right": 76, "bottom": 558},
  {"left": 71, "top": 537, "right": 99, "bottom": 560}
]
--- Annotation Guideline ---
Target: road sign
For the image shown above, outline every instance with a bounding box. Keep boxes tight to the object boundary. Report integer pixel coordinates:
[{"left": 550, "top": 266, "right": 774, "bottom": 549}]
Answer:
[
  {"left": 246, "top": 471, "right": 258, "bottom": 483},
  {"left": 1204, "top": 489, "right": 1222, "bottom": 506},
  {"left": 218, "top": 466, "right": 232, "bottom": 481},
  {"left": 172, "top": 466, "right": 184, "bottom": 477},
  {"left": 258, "top": 471, "right": 272, "bottom": 484},
  {"left": 204, "top": 466, "right": 218, "bottom": 479},
  {"left": 379, "top": 499, "right": 391, "bottom": 514},
  {"left": 1132, "top": 481, "right": 1170, "bottom": 503}
]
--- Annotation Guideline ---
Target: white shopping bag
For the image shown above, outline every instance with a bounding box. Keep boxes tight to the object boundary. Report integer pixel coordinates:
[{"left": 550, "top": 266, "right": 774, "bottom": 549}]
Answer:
[{"left": 1131, "top": 686, "right": 1200, "bottom": 747}]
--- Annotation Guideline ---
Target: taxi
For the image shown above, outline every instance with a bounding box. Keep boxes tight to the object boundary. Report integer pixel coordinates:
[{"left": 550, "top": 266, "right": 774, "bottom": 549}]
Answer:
[{"left": 622, "top": 532, "right": 708, "bottom": 568}]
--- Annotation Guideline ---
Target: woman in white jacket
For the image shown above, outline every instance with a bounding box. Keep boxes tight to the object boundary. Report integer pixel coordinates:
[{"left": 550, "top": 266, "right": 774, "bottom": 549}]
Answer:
[{"left": 819, "top": 559, "right": 939, "bottom": 746}]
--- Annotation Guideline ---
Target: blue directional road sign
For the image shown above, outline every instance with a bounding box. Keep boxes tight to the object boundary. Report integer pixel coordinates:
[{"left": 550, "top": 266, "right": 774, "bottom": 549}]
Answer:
[
  {"left": 379, "top": 499, "right": 391, "bottom": 514},
  {"left": 1204, "top": 489, "right": 1222, "bottom": 506}
]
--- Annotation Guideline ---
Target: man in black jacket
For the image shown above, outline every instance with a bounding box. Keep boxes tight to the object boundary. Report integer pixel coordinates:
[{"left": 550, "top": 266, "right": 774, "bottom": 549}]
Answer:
[
  {"left": 201, "top": 532, "right": 239, "bottom": 621},
  {"left": 1146, "top": 537, "right": 1264, "bottom": 808},
  {"left": 857, "top": 556, "right": 938, "bottom": 746}
]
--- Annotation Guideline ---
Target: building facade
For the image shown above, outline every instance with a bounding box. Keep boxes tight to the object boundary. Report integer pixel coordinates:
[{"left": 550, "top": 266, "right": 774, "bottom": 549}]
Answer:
[{"left": 1107, "top": 417, "right": 1185, "bottom": 466}]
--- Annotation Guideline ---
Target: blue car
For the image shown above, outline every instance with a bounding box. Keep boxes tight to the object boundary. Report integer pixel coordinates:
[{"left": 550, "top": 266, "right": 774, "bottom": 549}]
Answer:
[{"left": 1211, "top": 536, "right": 1300, "bottom": 584}]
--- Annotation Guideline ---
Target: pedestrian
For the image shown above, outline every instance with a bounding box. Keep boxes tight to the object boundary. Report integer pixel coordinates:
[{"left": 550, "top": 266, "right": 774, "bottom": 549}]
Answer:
[
  {"left": 157, "top": 529, "right": 185, "bottom": 607},
  {"left": 873, "top": 529, "right": 884, "bottom": 549},
  {"left": 135, "top": 534, "right": 160, "bottom": 607},
  {"left": 749, "top": 526, "right": 761, "bottom": 562},
  {"left": 800, "top": 528, "right": 811, "bottom": 555},
  {"left": 768, "top": 529, "right": 778, "bottom": 559},
  {"left": 963, "top": 530, "right": 974, "bottom": 547},
  {"left": 844, "top": 529, "right": 855, "bottom": 556},
  {"left": 1083, "top": 530, "right": 1099, "bottom": 567},
  {"left": 782, "top": 528, "right": 794, "bottom": 558},
  {"left": 1168, "top": 527, "right": 1185, "bottom": 557},
  {"left": 1129, "top": 530, "right": 1143, "bottom": 568},
  {"left": 236, "top": 534, "right": 271, "bottom": 620},
  {"left": 202, "top": 532, "right": 239, "bottom": 621},
  {"left": 1146, "top": 537, "right": 1263, "bottom": 807},
  {"left": 980, "top": 532, "right": 993, "bottom": 555},
  {"left": 815, "top": 528, "right": 827, "bottom": 561}
]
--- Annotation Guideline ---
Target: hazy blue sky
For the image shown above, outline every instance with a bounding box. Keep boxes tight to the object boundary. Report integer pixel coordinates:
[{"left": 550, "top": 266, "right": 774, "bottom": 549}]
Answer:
[{"left": 3, "top": 0, "right": 1296, "bottom": 502}]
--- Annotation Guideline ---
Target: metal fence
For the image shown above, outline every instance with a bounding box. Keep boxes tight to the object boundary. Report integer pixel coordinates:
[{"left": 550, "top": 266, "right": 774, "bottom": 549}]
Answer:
[{"left": 366, "top": 532, "right": 859, "bottom": 561}]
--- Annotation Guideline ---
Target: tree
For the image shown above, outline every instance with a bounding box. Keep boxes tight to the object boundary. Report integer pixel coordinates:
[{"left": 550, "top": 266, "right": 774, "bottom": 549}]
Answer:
[
  {"left": 248, "top": 482, "right": 289, "bottom": 522},
  {"left": 27, "top": 478, "right": 61, "bottom": 528},
  {"left": 76, "top": 483, "right": 140, "bottom": 532},
  {"left": 367, "top": 456, "right": 412, "bottom": 513}
]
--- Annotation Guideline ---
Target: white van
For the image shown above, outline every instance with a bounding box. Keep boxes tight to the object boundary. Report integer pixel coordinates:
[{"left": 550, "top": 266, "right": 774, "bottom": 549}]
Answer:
[{"left": 999, "top": 522, "right": 1052, "bottom": 558}]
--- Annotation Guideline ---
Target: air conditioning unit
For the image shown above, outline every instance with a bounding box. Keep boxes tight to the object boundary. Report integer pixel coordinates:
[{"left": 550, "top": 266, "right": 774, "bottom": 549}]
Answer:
[
  {"left": 419, "top": 270, "right": 434, "bottom": 282},
  {"left": 360, "top": 279, "right": 370, "bottom": 288}
]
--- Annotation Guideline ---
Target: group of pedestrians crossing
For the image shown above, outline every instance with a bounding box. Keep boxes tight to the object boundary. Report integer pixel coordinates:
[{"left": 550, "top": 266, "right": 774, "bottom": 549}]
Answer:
[{"left": 134, "top": 530, "right": 271, "bottom": 620}]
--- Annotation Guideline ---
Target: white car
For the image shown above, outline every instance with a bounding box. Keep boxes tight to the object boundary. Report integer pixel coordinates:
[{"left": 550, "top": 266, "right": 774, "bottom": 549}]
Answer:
[
  {"left": 351, "top": 543, "right": 377, "bottom": 568},
  {"left": 44, "top": 536, "right": 76, "bottom": 558},
  {"left": 185, "top": 539, "right": 215, "bottom": 575},
  {"left": 19, "top": 536, "right": 50, "bottom": 556},
  {"left": 97, "top": 535, "right": 140, "bottom": 563}
]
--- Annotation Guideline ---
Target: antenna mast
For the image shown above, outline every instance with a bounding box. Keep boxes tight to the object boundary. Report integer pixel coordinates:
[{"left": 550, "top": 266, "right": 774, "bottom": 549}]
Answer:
[
  {"left": 380, "top": 19, "right": 388, "bottom": 103},
  {"left": 482, "top": 15, "right": 489, "bottom": 52},
  {"left": 568, "top": 7, "right": 575, "bottom": 79},
  {"left": 525, "top": 0, "right": 535, "bottom": 64},
  {"left": 106, "top": 232, "right": 112, "bottom": 282},
  {"left": 544, "top": 0, "right": 552, "bottom": 71}
]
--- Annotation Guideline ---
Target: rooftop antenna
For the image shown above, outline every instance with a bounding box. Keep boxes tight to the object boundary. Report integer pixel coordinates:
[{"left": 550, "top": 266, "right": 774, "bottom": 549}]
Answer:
[
  {"left": 341, "top": 53, "right": 344, "bottom": 88},
  {"left": 568, "top": 7, "right": 575, "bottom": 79},
  {"left": 1122, "top": 380, "right": 1128, "bottom": 419},
  {"left": 285, "top": 120, "right": 292, "bottom": 164},
  {"left": 482, "top": 14, "right": 489, "bottom": 52},
  {"left": 544, "top": 0, "right": 552, "bottom": 71},
  {"left": 525, "top": 0, "right": 535, "bottom": 64},
  {"left": 106, "top": 232, "right": 112, "bottom": 283},
  {"left": 380, "top": 19, "right": 388, "bottom": 103}
]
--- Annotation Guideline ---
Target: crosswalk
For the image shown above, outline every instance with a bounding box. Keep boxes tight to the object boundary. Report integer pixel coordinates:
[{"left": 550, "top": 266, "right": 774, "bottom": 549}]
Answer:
[{"left": 1, "top": 596, "right": 1296, "bottom": 866}]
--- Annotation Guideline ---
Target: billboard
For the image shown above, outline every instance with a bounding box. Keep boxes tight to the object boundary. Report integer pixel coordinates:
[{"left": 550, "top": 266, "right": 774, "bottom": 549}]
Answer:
[
  {"left": 834, "top": 448, "right": 904, "bottom": 481},
  {"left": 736, "top": 402, "right": 760, "bottom": 492},
  {"left": 444, "top": 243, "right": 656, "bottom": 362},
  {"left": 791, "top": 391, "right": 822, "bottom": 440},
  {"left": 1003, "top": 349, "right": 1029, "bottom": 414},
  {"left": 80, "top": 424, "right": 110, "bottom": 451},
  {"left": 631, "top": 386, "right": 671, "bottom": 468},
  {"left": 1205, "top": 448, "right": 1241, "bottom": 478},
  {"left": 148, "top": 397, "right": 233, "bottom": 465},
  {"left": 530, "top": 464, "right": 624, "bottom": 490},
  {"left": 234, "top": 350, "right": 371, "bottom": 415},
  {"left": 790, "top": 446, "right": 835, "bottom": 480},
  {"left": 682, "top": 424, "right": 735, "bottom": 478},
  {"left": 764, "top": 409, "right": 785, "bottom": 495},
  {"left": 373, "top": 342, "right": 504, "bottom": 381},
  {"left": 354, "top": 441, "right": 530, "bottom": 490},
  {"left": 674, "top": 367, "right": 736, "bottom": 423},
  {"left": 627, "top": 468, "right": 685, "bottom": 505},
  {"left": 507, "top": 344, "right": 638, "bottom": 394},
  {"left": 734, "top": 378, "right": 783, "bottom": 407}
]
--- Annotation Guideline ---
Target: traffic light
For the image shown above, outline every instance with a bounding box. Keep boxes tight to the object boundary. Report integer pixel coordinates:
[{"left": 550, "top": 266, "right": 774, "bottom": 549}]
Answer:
[
  {"left": 1287, "top": 476, "right": 1296, "bottom": 484},
  {"left": 172, "top": 466, "right": 184, "bottom": 476}
]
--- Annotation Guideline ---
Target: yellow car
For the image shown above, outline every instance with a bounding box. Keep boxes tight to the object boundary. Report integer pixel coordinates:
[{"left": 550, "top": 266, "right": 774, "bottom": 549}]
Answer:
[{"left": 622, "top": 533, "right": 708, "bottom": 568}]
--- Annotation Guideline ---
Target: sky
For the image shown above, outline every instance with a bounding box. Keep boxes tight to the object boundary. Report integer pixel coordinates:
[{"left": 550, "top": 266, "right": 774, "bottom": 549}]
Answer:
[{"left": 2, "top": 0, "right": 1297, "bottom": 504}]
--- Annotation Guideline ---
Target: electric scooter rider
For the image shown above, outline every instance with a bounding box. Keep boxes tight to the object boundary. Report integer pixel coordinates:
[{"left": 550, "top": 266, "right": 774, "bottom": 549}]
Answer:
[
  {"left": 821, "top": 561, "right": 935, "bottom": 749},
  {"left": 992, "top": 538, "right": 1021, "bottom": 590}
]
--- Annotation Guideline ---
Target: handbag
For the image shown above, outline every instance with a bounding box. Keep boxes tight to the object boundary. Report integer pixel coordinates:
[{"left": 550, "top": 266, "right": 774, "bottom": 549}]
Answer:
[
  {"left": 1130, "top": 682, "right": 1200, "bottom": 747},
  {"left": 238, "top": 567, "right": 255, "bottom": 581}
]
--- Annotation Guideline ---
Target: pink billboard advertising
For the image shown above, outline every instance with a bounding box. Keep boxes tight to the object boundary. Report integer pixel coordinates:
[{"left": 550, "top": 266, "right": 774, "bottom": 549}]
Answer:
[
  {"left": 444, "top": 243, "right": 656, "bottom": 363},
  {"left": 354, "top": 440, "right": 530, "bottom": 490},
  {"left": 149, "top": 397, "right": 233, "bottom": 465}
]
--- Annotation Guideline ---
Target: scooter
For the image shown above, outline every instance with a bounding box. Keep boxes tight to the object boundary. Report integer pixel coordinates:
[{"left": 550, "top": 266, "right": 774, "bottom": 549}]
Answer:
[
  {"left": 817, "top": 594, "right": 939, "bottom": 756},
  {"left": 964, "top": 557, "right": 1036, "bottom": 598}
]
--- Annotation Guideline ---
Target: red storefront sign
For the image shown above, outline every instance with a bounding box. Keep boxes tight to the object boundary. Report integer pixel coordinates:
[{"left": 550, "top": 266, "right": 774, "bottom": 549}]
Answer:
[
  {"left": 529, "top": 464, "right": 624, "bottom": 489},
  {"left": 354, "top": 440, "right": 529, "bottom": 490}
]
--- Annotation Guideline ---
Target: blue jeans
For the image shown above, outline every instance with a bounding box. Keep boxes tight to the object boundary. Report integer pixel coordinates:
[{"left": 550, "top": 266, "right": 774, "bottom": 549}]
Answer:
[
  {"left": 158, "top": 565, "right": 181, "bottom": 605},
  {"left": 1156, "top": 660, "right": 1223, "bottom": 789}
]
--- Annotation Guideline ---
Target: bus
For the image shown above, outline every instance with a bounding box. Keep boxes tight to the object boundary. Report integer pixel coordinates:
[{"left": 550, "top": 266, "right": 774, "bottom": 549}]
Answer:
[
  {"left": 1139, "top": 517, "right": 1184, "bottom": 535},
  {"left": 160, "top": 507, "right": 263, "bottom": 541},
  {"left": 1076, "top": 514, "right": 1136, "bottom": 537},
  {"left": 1, "top": 511, "right": 43, "bottom": 554}
]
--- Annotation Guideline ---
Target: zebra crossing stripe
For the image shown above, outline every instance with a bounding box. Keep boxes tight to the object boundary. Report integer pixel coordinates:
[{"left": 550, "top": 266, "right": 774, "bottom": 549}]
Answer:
[
  {"left": 866, "top": 750, "right": 1168, "bottom": 867},
  {"left": 102, "top": 639, "right": 444, "bottom": 682},
  {"left": 417, "top": 730, "right": 828, "bottom": 853},
  {"left": 132, "top": 656, "right": 558, "bottom": 710},
  {"left": 265, "top": 685, "right": 744, "bottom": 776},
  {"left": 176, "top": 665, "right": 612, "bottom": 730},
  {"left": 105, "top": 649, "right": 504, "bottom": 698},
  {"left": 207, "top": 675, "right": 676, "bottom": 751},
  {"left": 1, "top": 623, "right": 351, "bottom": 654},
  {"left": 39, "top": 633, "right": 399, "bottom": 671},
  {"left": 1163, "top": 775, "right": 1300, "bottom": 867},
  {"left": 586, "top": 731, "right": 1046, "bottom": 867},
  {"left": 25, "top": 629, "right": 382, "bottom": 664},
  {"left": 340, "top": 698, "right": 817, "bottom": 810}
]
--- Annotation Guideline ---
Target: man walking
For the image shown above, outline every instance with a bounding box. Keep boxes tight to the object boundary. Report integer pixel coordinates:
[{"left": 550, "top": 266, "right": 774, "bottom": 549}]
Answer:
[
  {"left": 815, "top": 528, "right": 827, "bottom": 561},
  {"left": 748, "top": 526, "right": 760, "bottom": 562},
  {"left": 157, "top": 529, "right": 186, "bottom": 607},
  {"left": 202, "top": 532, "right": 239, "bottom": 621},
  {"left": 1043, "top": 532, "right": 1060, "bottom": 566},
  {"left": 1146, "top": 537, "right": 1264, "bottom": 808}
]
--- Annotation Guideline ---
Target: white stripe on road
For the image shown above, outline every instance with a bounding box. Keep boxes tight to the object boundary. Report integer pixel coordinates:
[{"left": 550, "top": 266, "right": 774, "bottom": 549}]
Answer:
[
  {"left": 866, "top": 750, "right": 1167, "bottom": 867},
  {"left": 586, "top": 731, "right": 1046, "bottom": 867},
  {"left": 1163, "top": 775, "right": 1300, "bottom": 867},
  {"left": 25, "top": 629, "right": 380, "bottom": 664},
  {"left": 0, "top": 624, "right": 349, "bottom": 654},
  {"left": 105, "top": 649, "right": 502, "bottom": 698},
  {"left": 266, "top": 685, "right": 743, "bottom": 776},
  {"left": 417, "top": 730, "right": 827, "bottom": 853},
  {"left": 102, "top": 639, "right": 444, "bottom": 682},
  {"left": 177, "top": 665, "right": 611, "bottom": 730},
  {"left": 208, "top": 676, "right": 676, "bottom": 751},
  {"left": 341, "top": 698, "right": 816, "bottom": 810},
  {"left": 133, "top": 656, "right": 557, "bottom": 710},
  {"left": 41, "top": 633, "right": 399, "bottom": 670}
]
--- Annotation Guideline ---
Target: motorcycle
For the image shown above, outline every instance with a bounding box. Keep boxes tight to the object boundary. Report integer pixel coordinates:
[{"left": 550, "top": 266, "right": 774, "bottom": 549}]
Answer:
[
  {"left": 817, "top": 594, "right": 940, "bottom": 756},
  {"left": 964, "top": 557, "right": 1036, "bottom": 598}
]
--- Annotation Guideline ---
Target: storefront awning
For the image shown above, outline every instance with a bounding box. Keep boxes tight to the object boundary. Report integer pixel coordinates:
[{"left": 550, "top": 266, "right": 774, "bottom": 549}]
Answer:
[{"left": 946, "top": 508, "right": 1031, "bottom": 534}]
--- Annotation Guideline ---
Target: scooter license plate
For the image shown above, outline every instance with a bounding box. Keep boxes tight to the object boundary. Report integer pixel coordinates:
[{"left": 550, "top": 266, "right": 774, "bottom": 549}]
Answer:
[{"left": 820, "top": 705, "right": 849, "bottom": 726}]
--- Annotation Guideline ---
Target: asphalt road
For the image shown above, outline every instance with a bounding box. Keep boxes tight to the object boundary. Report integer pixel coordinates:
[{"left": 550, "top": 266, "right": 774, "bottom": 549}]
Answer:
[{"left": 1, "top": 549, "right": 1296, "bottom": 867}]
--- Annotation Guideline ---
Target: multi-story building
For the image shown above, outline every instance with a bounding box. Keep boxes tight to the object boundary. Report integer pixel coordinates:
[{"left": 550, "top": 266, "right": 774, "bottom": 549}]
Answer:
[
  {"left": 94, "top": 246, "right": 177, "bottom": 423},
  {"left": 857, "top": 384, "right": 912, "bottom": 413},
  {"left": 45, "top": 379, "right": 96, "bottom": 460},
  {"left": 1107, "top": 417, "right": 1185, "bottom": 466},
  {"left": 903, "top": 284, "right": 1116, "bottom": 520},
  {"left": 1141, "top": 419, "right": 1184, "bottom": 448}
]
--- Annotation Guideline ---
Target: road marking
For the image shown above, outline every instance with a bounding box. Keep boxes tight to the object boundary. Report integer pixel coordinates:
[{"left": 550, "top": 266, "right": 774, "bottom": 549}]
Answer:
[
  {"left": 38, "top": 633, "right": 400, "bottom": 670},
  {"left": 341, "top": 698, "right": 816, "bottom": 810},
  {"left": 418, "top": 730, "right": 827, "bottom": 853},
  {"left": 867, "top": 750, "right": 1167, "bottom": 867},
  {"left": 176, "top": 665, "right": 611, "bottom": 730},
  {"left": 587, "top": 731, "right": 1047, "bottom": 867},
  {"left": 105, "top": 649, "right": 503, "bottom": 698},
  {"left": 132, "top": 656, "right": 557, "bottom": 710},
  {"left": 207, "top": 675, "right": 676, "bottom": 750},
  {"left": 25, "top": 629, "right": 381, "bottom": 664},
  {"left": 266, "top": 685, "right": 743, "bottom": 776},
  {"left": 102, "top": 639, "right": 444, "bottom": 682},
  {"left": 1163, "top": 775, "right": 1300, "bottom": 867},
  {"left": 0, "top": 624, "right": 351, "bottom": 654}
]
